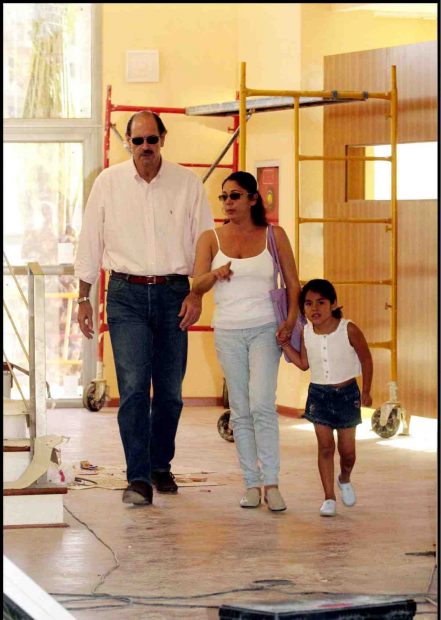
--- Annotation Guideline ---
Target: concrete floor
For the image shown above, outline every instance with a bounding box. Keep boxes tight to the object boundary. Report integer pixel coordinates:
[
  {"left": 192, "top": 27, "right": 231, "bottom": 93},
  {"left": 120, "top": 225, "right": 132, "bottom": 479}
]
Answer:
[{"left": 3, "top": 406, "right": 438, "bottom": 619}]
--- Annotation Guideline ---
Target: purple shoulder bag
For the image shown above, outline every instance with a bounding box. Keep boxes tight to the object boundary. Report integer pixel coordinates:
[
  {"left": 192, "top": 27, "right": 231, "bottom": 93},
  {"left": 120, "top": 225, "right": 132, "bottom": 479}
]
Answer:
[{"left": 267, "top": 224, "right": 306, "bottom": 360}]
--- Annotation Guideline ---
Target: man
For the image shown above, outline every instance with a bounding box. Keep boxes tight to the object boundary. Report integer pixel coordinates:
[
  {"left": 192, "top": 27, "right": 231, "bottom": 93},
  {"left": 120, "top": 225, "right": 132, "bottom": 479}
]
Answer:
[{"left": 75, "top": 110, "right": 214, "bottom": 506}]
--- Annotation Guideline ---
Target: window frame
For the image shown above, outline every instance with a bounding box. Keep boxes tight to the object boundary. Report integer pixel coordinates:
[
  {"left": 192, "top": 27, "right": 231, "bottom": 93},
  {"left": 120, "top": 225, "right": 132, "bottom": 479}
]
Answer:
[{"left": 3, "top": 3, "right": 103, "bottom": 402}]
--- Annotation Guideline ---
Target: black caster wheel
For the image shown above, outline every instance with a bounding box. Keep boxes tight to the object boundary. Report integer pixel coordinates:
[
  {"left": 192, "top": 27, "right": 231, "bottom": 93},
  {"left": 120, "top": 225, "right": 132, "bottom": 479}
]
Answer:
[
  {"left": 371, "top": 407, "right": 400, "bottom": 438},
  {"left": 217, "top": 410, "right": 234, "bottom": 442},
  {"left": 83, "top": 383, "right": 106, "bottom": 412},
  {"left": 222, "top": 378, "right": 229, "bottom": 409}
]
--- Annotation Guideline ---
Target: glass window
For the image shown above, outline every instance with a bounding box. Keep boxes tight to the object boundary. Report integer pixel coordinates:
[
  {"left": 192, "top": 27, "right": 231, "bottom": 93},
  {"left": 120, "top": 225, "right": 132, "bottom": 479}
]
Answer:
[
  {"left": 3, "top": 3, "right": 101, "bottom": 402},
  {"left": 346, "top": 142, "right": 437, "bottom": 201},
  {"left": 3, "top": 3, "right": 92, "bottom": 119},
  {"left": 4, "top": 142, "right": 83, "bottom": 265},
  {"left": 4, "top": 143, "right": 85, "bottom": 399}
]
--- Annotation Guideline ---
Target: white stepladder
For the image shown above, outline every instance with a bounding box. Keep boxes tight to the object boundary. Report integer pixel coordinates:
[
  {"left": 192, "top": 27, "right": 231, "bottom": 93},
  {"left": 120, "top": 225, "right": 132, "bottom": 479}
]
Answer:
[{"left": 3, "top": 259, "right": 68, "bottom": 526}]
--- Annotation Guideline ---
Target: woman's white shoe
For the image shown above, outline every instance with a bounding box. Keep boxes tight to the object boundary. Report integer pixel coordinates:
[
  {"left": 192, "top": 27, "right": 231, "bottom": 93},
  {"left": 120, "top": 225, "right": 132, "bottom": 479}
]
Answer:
[
  {"left": 320, "top": 499, "right": 337, "bottom": 517},
  {"left": 264, "top": 488, "right": 287, "bottom": 511},
  {"left": 240, "top": 488, "right": 261, "bottom": 508}
]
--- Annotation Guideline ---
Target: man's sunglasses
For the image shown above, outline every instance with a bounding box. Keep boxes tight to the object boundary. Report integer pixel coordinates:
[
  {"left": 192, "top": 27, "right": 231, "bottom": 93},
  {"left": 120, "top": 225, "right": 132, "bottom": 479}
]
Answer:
[
  {"left": 218, "top": 191, "right": 253, "bottom": 202},
  {"left": 131, "top": 135, "right": 160, "bottom": 146}
]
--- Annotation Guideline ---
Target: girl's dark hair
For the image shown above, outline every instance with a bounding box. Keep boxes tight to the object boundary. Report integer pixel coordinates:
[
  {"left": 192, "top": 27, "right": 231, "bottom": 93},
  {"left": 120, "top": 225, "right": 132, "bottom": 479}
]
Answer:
[
  {"left": 126, "top": 110, "right": 167, "bottom": 136},
  {"left": 299, "top": 279, "right": 343, "bottom": 319},
  {"left": 222, "top": 171, "right": 267, "bottom": 226}
]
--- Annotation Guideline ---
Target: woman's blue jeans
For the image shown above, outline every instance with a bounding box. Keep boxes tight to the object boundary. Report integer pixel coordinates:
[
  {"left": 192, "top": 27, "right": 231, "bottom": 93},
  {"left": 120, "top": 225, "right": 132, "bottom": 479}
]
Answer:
[
  {"left": 106, "top": 276, "right": 189, "bottom": 484},
  {"left": 215, "top": 322, "right": 282, "bottom": 488}
]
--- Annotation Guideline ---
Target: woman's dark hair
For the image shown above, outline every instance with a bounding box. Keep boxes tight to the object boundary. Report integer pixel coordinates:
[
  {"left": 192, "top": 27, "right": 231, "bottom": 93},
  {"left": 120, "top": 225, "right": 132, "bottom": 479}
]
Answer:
[
  {"left": 126, "top": 110, "right": 167, "bottom": 136},
  {"left": 299, "top": 279, "right": 343, "bottom": 319},
  {"left": 222, "top": 171, "right": 267, "bottom": 226}
]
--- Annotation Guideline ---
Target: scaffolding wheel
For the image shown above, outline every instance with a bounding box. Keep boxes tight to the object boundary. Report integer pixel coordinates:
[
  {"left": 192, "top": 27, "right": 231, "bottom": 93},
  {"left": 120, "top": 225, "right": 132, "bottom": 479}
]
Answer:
[
  {"left": 371, "top": 406, "right": 401, "bottom": 438},
  {"left": 222, "top": 378, "right": 229, "bottom": 409},
  {"left": 217, "top": 410, "right": 234, "bottom": 442},
  {"left": 83, "top": 381, "right": 107, "bottom": 412}
]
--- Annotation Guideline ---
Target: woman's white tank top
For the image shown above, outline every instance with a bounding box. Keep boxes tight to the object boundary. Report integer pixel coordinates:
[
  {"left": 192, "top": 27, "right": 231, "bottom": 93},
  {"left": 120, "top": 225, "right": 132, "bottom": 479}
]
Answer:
[{"left": 210, "top": 228, "right": 277, "bottom": 329}]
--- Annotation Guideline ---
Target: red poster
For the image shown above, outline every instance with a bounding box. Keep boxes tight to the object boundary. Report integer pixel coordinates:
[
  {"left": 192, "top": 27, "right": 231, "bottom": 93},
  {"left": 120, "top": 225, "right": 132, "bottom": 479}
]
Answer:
[{"left": 257, "top": 166, "right": 279, "bottom": 223}]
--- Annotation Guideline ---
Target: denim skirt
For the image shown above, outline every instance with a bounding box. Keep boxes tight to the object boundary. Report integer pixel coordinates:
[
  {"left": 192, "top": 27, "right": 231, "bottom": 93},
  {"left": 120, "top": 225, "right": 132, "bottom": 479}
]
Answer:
[{"left": 303, "top": 380, "right": 362, "bottom": 429}]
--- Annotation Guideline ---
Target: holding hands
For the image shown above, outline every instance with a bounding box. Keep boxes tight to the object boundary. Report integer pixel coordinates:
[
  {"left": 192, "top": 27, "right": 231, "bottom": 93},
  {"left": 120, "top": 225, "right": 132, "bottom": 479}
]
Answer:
[{"left": 276, "top": 321, "right": 293, "bottom": 346}]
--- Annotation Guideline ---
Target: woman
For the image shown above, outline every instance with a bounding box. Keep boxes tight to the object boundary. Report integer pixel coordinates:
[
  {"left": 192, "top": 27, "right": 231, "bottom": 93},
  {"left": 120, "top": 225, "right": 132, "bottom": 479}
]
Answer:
[{"left": 192, "top": 171, "right": 300, "bottom": 511}]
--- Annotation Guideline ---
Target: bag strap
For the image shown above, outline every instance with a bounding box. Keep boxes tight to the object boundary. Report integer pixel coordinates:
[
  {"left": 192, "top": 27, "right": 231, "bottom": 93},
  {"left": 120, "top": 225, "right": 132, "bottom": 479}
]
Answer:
[{"left": 267, "top": 224, "right": 286, "bottom": 289}]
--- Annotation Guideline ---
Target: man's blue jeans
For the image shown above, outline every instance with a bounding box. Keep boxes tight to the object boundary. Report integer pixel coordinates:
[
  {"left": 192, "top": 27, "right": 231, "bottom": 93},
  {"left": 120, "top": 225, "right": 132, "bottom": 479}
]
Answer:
[{"left": 106, "top": 276, "right": 189, "bottom": 484}]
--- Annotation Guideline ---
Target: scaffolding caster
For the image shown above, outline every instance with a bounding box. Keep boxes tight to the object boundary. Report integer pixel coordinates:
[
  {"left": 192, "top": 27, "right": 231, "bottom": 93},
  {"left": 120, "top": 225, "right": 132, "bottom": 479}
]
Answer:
[
  {"left": 371, "top": 381, "right": 409, "bottom": 438},
  {"left": 217, "top": 411, "right": 234, "bottom": 442},
  {"left": 218, "top": 379, "right": 234, "bottom": 442},
  {"left": 83, "top": 379, "right": 108, "bottom": 412}
]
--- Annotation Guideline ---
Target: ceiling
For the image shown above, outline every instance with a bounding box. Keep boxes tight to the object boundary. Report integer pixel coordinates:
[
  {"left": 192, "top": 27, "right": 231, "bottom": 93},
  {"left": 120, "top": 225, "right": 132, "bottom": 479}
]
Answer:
[{"left": 330, "top": 3, "right": 437, "bottom": 20}]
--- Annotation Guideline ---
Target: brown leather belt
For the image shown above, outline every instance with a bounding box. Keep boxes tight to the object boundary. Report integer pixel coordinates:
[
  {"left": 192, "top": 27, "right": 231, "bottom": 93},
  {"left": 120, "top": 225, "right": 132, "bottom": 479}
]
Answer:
[{"left": 110, "top": 271, "right": 188, "bottom": 285}]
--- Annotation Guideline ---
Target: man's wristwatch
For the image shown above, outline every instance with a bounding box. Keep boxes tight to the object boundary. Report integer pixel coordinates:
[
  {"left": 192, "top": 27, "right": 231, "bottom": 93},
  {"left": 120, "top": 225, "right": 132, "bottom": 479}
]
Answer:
[{"left": 77, "top": 296, "right": 90, "bottom": 304}]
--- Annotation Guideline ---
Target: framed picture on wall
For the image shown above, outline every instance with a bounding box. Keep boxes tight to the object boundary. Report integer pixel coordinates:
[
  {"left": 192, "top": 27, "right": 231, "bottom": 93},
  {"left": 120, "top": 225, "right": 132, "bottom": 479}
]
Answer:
[{"left": 255, "top": 161, "right": 279, "bottom": 224}]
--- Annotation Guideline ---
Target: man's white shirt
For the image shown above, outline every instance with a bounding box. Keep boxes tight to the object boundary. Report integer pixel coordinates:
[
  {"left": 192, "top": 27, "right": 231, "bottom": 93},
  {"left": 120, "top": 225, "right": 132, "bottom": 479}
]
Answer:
[{"left": 75, "top": 158, "right": 214, "bottom": 284}]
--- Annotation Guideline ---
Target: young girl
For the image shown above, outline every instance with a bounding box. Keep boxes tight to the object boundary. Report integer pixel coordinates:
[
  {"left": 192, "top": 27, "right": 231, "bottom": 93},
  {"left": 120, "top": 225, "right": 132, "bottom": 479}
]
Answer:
[{"left": 278, "top": 279, "right": 373, "bottom": 517}]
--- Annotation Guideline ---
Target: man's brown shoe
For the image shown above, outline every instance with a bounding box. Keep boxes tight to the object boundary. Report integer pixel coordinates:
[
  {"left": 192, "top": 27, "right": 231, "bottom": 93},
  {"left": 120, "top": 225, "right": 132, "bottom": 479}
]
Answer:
[
  {"left": 122, "top": 481, "right": 153, "bottom": 505},
  {"left": 151, "top": 471, "right": 178, "bottom": 494}
]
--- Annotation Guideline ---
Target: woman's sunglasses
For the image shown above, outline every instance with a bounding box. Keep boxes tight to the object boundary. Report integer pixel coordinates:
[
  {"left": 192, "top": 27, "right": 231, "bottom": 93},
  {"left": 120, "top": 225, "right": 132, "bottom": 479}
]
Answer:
[
  {"left": 218, "top": 191, "right": 253, "bottom": 202},
  {"left": 131, "top": 135, "right": 160, "bottom": 146}
]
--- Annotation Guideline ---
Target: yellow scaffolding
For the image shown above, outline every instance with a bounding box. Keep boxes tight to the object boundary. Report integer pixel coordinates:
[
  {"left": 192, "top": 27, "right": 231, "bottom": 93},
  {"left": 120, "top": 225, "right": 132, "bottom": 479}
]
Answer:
[{"left": 239, "top": 62, "right": 407, "bottom": 438}]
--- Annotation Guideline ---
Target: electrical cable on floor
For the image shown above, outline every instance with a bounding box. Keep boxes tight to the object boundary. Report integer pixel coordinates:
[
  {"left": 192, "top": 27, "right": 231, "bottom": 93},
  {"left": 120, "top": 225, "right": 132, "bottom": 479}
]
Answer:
[
  {"left": 51, "top": 589, "right": 437, "bottom": 614},
  {"left": 60, "top": 506, "right": 437, "bottom": 614},
  {"left": 63, "top": 505, "right": 120, "bottom": 595}
]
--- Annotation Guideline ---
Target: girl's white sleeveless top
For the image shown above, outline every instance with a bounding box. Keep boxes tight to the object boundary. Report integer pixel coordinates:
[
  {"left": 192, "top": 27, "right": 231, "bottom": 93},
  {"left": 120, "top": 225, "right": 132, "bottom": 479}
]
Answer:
[
  {"left": 210, "top": 228, "right": 277, "bottom": 329},
  {"left": 304, "top": 318, "right": 361, "bottom": 384}
]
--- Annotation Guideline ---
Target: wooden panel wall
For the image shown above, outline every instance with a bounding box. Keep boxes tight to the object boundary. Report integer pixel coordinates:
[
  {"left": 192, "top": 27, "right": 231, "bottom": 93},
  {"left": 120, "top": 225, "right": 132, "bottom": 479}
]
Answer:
[{"left": 323, "top": 41, "right": 437, "bottom": 417}]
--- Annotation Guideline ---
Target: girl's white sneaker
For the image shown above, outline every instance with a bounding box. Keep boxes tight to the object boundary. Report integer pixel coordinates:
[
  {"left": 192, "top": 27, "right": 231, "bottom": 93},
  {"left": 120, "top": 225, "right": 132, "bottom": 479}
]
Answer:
[
  {"left": 337, "top": 477, "right": 356, "bottom": 506},
  {"left": 320, "top": 499, "right": 337, "bottom": 517}
]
